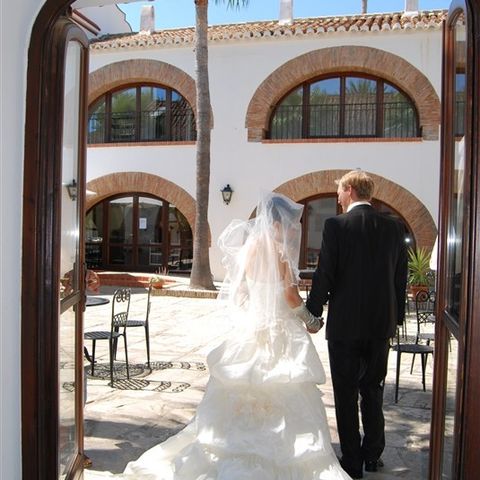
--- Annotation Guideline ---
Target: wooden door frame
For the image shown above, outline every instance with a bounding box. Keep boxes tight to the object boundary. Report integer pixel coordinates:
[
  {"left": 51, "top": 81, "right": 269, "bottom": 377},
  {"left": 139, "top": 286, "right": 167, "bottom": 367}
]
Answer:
[
  {"left": 22, "top": 1, "right": 87, "bottom": 478},
  {"left": 429, "top": 1, "right": 480, "bottom": 478},
  {"left": 461, "top": 0, "right": 480, "bottom": 475}
]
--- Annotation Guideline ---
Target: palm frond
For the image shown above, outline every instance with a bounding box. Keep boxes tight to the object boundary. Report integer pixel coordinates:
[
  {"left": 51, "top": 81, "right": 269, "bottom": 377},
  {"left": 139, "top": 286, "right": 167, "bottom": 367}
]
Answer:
[{"left": 214, "top": 0, "right": 249, "bottom": 9}]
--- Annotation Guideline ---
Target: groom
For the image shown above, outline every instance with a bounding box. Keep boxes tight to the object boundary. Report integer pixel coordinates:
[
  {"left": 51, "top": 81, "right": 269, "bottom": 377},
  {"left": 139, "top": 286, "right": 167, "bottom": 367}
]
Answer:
[{"left": 306, "top": 170, "right": 407, "bottom": 479}]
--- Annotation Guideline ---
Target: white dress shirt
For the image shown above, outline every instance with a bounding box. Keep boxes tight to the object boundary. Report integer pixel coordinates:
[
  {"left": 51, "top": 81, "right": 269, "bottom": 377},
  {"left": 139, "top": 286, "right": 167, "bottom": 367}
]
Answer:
[{"left": 347, "top": 201, "right": 371, "bottom": 213}]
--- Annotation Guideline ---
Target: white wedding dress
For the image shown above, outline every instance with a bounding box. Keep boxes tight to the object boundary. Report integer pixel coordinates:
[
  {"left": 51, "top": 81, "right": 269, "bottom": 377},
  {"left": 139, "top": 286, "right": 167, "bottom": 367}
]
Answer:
[
  {"left": 87, "top": 280, "right": 351, "bottom": 480},
  {"left": 87, "top": 193, "right": 351, "bottom": 480}
]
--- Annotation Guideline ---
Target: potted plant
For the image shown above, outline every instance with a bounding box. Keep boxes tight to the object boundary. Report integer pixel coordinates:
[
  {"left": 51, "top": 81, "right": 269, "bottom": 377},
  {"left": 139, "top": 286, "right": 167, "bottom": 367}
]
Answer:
[
  {"left": 407, "top": 247, "right": 432, "bottom": 297},
  {"left": 150, "top": 266, "right": 169, "bottom": 289}
]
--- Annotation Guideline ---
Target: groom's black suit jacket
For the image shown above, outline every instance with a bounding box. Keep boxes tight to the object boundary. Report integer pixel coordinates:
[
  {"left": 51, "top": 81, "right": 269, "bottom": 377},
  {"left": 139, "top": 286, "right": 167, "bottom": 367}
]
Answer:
[{"left": 306, "top": 205, "right": 408, "bottom": 341}]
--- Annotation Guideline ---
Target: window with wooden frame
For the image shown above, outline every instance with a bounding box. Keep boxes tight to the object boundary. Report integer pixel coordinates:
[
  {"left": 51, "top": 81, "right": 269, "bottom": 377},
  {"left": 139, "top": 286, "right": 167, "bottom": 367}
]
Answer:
[
  {"left": 88, "top": 83, "right": 196, "bottom": 144},
  {"left": 268, "top": 74, "right": 420, "bottom": 140}
]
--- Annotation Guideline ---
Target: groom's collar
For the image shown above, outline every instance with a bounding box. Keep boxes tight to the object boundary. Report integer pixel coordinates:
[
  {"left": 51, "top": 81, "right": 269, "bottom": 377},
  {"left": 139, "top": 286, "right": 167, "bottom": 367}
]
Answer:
[{"left": 347, "top": 201, "right": 371, "bottom": 213}]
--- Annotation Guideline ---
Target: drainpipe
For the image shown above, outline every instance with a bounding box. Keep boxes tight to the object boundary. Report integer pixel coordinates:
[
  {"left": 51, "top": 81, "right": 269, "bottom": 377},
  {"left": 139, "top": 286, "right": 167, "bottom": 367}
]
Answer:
[
  {"left": 279, "top": 0, "right": 293, "bottom": 26},
  {"left": 140, "top": 5, "right": 155, "bottom": 34}
]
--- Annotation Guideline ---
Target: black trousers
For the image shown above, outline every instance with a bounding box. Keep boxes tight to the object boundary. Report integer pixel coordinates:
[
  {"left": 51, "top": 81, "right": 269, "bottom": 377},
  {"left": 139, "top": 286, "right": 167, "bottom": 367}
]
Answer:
[{"left": 328, "top": 338, "right": 390, "bottom": 470}]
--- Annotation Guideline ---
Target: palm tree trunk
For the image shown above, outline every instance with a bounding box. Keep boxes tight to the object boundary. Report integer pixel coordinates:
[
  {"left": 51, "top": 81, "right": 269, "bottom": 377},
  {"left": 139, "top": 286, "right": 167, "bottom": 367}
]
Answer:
[{"left": 190, "top": 0, "right": 215, "bottom": 290}]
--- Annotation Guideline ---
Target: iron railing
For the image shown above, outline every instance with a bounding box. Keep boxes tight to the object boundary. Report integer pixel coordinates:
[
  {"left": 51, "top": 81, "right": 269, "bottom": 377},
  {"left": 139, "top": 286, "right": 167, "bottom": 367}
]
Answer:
[
  {"left": 88, "top": 109, "right": 197, "bottom": 143},
  {"left": 269, "top": 102, "right": 420, "bottom": 139}
]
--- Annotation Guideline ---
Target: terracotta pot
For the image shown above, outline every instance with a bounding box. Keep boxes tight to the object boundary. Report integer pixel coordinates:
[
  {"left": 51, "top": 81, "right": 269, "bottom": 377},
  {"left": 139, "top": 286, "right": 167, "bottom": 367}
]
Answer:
[
  {"left": 151, "top": 280, "right": 165, "bottom": 289},
  {"left": 409, "top": 285, "right": 428, "bottom": 299}
]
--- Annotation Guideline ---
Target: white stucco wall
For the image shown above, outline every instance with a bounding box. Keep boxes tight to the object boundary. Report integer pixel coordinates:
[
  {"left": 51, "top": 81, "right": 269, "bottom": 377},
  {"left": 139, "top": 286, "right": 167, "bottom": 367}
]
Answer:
[
  {"left": 88, "top": 27, "right": 442, "bottom": 279},
  {"left": 1, "top": 1, "right": 44, "bottom": 477}
]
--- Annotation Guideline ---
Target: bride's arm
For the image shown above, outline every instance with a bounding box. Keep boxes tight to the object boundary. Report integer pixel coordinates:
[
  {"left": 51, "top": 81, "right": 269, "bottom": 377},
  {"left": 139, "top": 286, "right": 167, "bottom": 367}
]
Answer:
[
  {"left": 281, "top": 261, "right": 323, "bottom": 333},
  {"left": 282, "top": 264, "right": 303, "bottom": 308}
]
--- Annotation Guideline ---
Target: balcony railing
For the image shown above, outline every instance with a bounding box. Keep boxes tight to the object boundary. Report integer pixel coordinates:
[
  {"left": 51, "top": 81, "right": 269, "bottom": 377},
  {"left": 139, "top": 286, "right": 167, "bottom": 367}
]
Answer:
[
  {"left": 269, "top": 102, "right": 420, "bottom": 139},
  {"left": 88, "top": 109, "right": 197, "bottom": 144}
]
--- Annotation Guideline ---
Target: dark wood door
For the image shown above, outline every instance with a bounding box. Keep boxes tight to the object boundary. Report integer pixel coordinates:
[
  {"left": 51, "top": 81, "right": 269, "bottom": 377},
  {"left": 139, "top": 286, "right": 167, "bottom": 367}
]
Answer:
[
  {"left": 429, "top": 1, "right": 480, "bottom": 478},
  {"left": 22, "top": 11, "right": 89, "bottom": 480}
]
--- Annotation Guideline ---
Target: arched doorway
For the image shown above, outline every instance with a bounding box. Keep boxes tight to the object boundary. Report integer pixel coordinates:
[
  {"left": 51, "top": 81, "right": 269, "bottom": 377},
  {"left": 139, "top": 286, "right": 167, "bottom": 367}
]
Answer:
[
  {"left": 86, "top": 194, "right": 193, "bottom": 272},
  {"left": 298, "top": 193, "right": 414, "bottom": 269}
]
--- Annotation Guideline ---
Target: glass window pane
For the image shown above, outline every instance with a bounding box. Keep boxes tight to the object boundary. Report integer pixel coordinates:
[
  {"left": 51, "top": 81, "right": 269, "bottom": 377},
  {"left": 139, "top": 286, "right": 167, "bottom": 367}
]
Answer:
[
  {"left": 88, "top": 97, "right": 106, "bottom": 143},
  {"left": 455, "top": 73, "right": 466, "bottom": 136},
  {"left": 86, "top": 204, "right": 103, "bottom": 269},
  {"left": 108, "top": 197, "right": 133, "bottom": 244},
  {"left": 168, "top": 206, "right": 193, "bottom": 271},
  {"left": 309, "top": 78, "right": 340, "bottom": 137},
  {"left": 447, "top": 17, "right": 467, "bottom": 321},
  {"left": 140, "top": 86, "right": 166, "bottom": 141},
  {"left": 139, "top": 245, "right": 163, "bottom": 267},
  {"left": 138, "top": 196, "right": 163, "bottom": 244},
  {"left": 109, "top": 246, "right": 133, "bottom": 266},
  {"left": 270, "top": 87, "right": 303, "bottom": 139},
  {"left": 447, "top": 137, "right": 465, "bottom": 319},
  {"left": 58, "top": 306, "right": 77, "bottom": 478},
  {"left": 305, "top": 197, "right": 337, "bottom": 268},
  {"left": 441, "top": 336, "right": 459, "bottom": 478},
  {"left": 344, "top": 77, "right": 376, "bottom": 136},
  {"left": 383, "top": 83, "right": 417, "bottom": 137},
  {"left": 171, "top": 91, "right": 195, "bottom": 141},
  {"left": 59, "top": 39, "right": 82, "bottom": 479},
  {"left": 111, "top": 88, "right": 136, "bottom": 141}
]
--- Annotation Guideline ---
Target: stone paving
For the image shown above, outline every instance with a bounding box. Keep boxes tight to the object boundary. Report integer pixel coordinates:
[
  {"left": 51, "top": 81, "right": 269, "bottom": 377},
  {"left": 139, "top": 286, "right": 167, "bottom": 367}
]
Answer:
[{"left": 84, "top": 281, "right": 435, "bottom": 479}]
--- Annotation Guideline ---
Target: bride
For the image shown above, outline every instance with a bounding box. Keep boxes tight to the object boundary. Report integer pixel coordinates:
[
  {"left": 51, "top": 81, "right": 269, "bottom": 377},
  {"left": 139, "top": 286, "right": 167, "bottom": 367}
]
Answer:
[{"left": 87, "top": 192, "right": 352, "bottom": 480}]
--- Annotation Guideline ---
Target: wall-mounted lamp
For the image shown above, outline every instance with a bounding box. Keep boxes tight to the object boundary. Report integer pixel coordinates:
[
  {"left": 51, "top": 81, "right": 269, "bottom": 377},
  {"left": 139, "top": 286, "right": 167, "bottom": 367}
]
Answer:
[
  {"left": 221, "top": 184, "right": 233, "bottom": 205},
  {"left": 66, "top": 180, "right": 78, "bottom": 201}
]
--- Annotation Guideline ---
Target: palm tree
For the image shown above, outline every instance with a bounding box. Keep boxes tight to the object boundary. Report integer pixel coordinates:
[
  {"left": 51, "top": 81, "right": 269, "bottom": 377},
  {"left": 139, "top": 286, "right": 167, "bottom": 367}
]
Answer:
[{"left": 190, "top": 0, "right": 249, "bottom": 289}]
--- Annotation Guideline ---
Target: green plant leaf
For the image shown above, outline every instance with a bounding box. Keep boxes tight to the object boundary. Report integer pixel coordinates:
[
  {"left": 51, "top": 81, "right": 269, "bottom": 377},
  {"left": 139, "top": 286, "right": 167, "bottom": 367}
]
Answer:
[{"left": 407, "top": 247, "right": 432, "bottom": 286}]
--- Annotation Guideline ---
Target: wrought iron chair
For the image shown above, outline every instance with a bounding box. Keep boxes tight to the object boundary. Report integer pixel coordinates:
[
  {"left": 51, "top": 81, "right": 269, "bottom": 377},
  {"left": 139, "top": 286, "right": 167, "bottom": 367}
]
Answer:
[
  {"left": 411, "top": 289, "right": 436, "bottom": 373},
  {"left": 84, "top": 288, "right": 131, "bottom": 385},
  {"left": 124, "top": 281, "right": 153, "bottom": 368},
  {"left": 391, "top": 328, "right": 434, "bottom": 403}
]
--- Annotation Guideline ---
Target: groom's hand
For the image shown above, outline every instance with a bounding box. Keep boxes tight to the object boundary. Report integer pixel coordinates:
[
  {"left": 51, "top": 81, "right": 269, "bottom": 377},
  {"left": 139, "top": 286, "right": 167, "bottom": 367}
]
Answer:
[{"left": 307, "top": 317, "right": 324, "bottom": 334}]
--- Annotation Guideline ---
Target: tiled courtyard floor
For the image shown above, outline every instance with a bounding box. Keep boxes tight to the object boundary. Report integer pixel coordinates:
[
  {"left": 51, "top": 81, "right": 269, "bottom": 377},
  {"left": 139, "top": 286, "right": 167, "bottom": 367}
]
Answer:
[{"left": 83, "top": 281, "right": 436, "bottom": 479}]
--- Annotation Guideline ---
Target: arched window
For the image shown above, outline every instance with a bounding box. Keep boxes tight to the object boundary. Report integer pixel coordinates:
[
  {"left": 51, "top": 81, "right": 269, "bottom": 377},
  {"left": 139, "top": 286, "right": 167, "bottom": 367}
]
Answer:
[
  {"left": 86, "top": 194, "right": 193, "bottom": 272},
  {"left": 88, "top": 84, "right": 196, "bottom": 143},
  {"left": 269, "top": 74, "right": 420, "bottom": 140}
]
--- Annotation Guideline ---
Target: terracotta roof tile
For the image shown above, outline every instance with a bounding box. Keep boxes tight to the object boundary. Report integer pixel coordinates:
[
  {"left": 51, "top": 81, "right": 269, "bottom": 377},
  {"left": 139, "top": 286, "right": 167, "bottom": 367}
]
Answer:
[{"left": 90, "top": 10, "right": 447, "bottom": 51}]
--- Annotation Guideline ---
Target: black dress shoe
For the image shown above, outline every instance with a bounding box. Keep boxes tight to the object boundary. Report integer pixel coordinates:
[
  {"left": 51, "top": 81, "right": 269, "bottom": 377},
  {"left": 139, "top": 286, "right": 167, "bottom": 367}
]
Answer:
[
  {"left": 339, "top": 458, "right": 363, "bottom": 479},
  {"left": 364, "top": 458, "right": 384, "bottom": 472},
  {"left": 342, "top": 466, "right": 363, "bottom": 479}
]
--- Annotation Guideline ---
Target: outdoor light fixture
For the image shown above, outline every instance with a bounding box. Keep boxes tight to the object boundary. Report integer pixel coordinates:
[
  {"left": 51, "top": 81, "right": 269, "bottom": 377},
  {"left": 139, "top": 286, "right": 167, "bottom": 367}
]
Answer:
[
  {"left": 221, "top": 184, "right": 233, "bottom": 205},
  {"left": 66, "top": 180, "right": 78, "bottom": 201}
]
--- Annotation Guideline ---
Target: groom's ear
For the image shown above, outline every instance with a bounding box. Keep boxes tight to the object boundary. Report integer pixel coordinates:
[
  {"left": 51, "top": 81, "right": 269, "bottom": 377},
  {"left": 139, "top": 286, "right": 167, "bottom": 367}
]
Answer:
[{"left": 348, "top": 185, "right": 358, "bottom": 200}]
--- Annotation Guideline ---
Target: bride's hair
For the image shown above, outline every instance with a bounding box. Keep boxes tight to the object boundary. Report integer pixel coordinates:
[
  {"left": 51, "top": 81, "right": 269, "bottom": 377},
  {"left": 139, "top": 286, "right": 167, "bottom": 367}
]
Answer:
[
  {"left": 271, "top": 195, "right": 297, "bottom": 223},
  {"left": 218, "top": 192, "right": 304, "bottom": 331}
]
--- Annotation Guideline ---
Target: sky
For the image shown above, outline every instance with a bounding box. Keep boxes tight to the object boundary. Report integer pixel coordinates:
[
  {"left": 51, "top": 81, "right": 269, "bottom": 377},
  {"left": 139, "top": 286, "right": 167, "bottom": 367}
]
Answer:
[{"left": 118, "top": 0, "right": 451, "bottom": 32}]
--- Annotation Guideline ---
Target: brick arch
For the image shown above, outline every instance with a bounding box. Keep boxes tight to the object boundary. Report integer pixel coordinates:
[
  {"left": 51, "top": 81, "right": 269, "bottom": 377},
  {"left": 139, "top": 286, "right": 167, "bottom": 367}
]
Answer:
[
  {"left": 85, "top": 172, "right": 208, "bottom": 238},
  {"left": 274, "top": 169, "right": 437, "bottom": 250},
  {"left": 88, "top": 59, "right": 213, "bottom": 126},
  {"left": 246, "top": 46, "right": 440, "bottom": 141}
]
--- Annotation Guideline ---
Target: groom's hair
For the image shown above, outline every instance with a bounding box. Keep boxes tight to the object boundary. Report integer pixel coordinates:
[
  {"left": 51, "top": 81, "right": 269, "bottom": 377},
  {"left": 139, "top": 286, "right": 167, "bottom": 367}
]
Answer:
[{"left": 336, "top": 170, "right": 374, "bottom": 200}]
